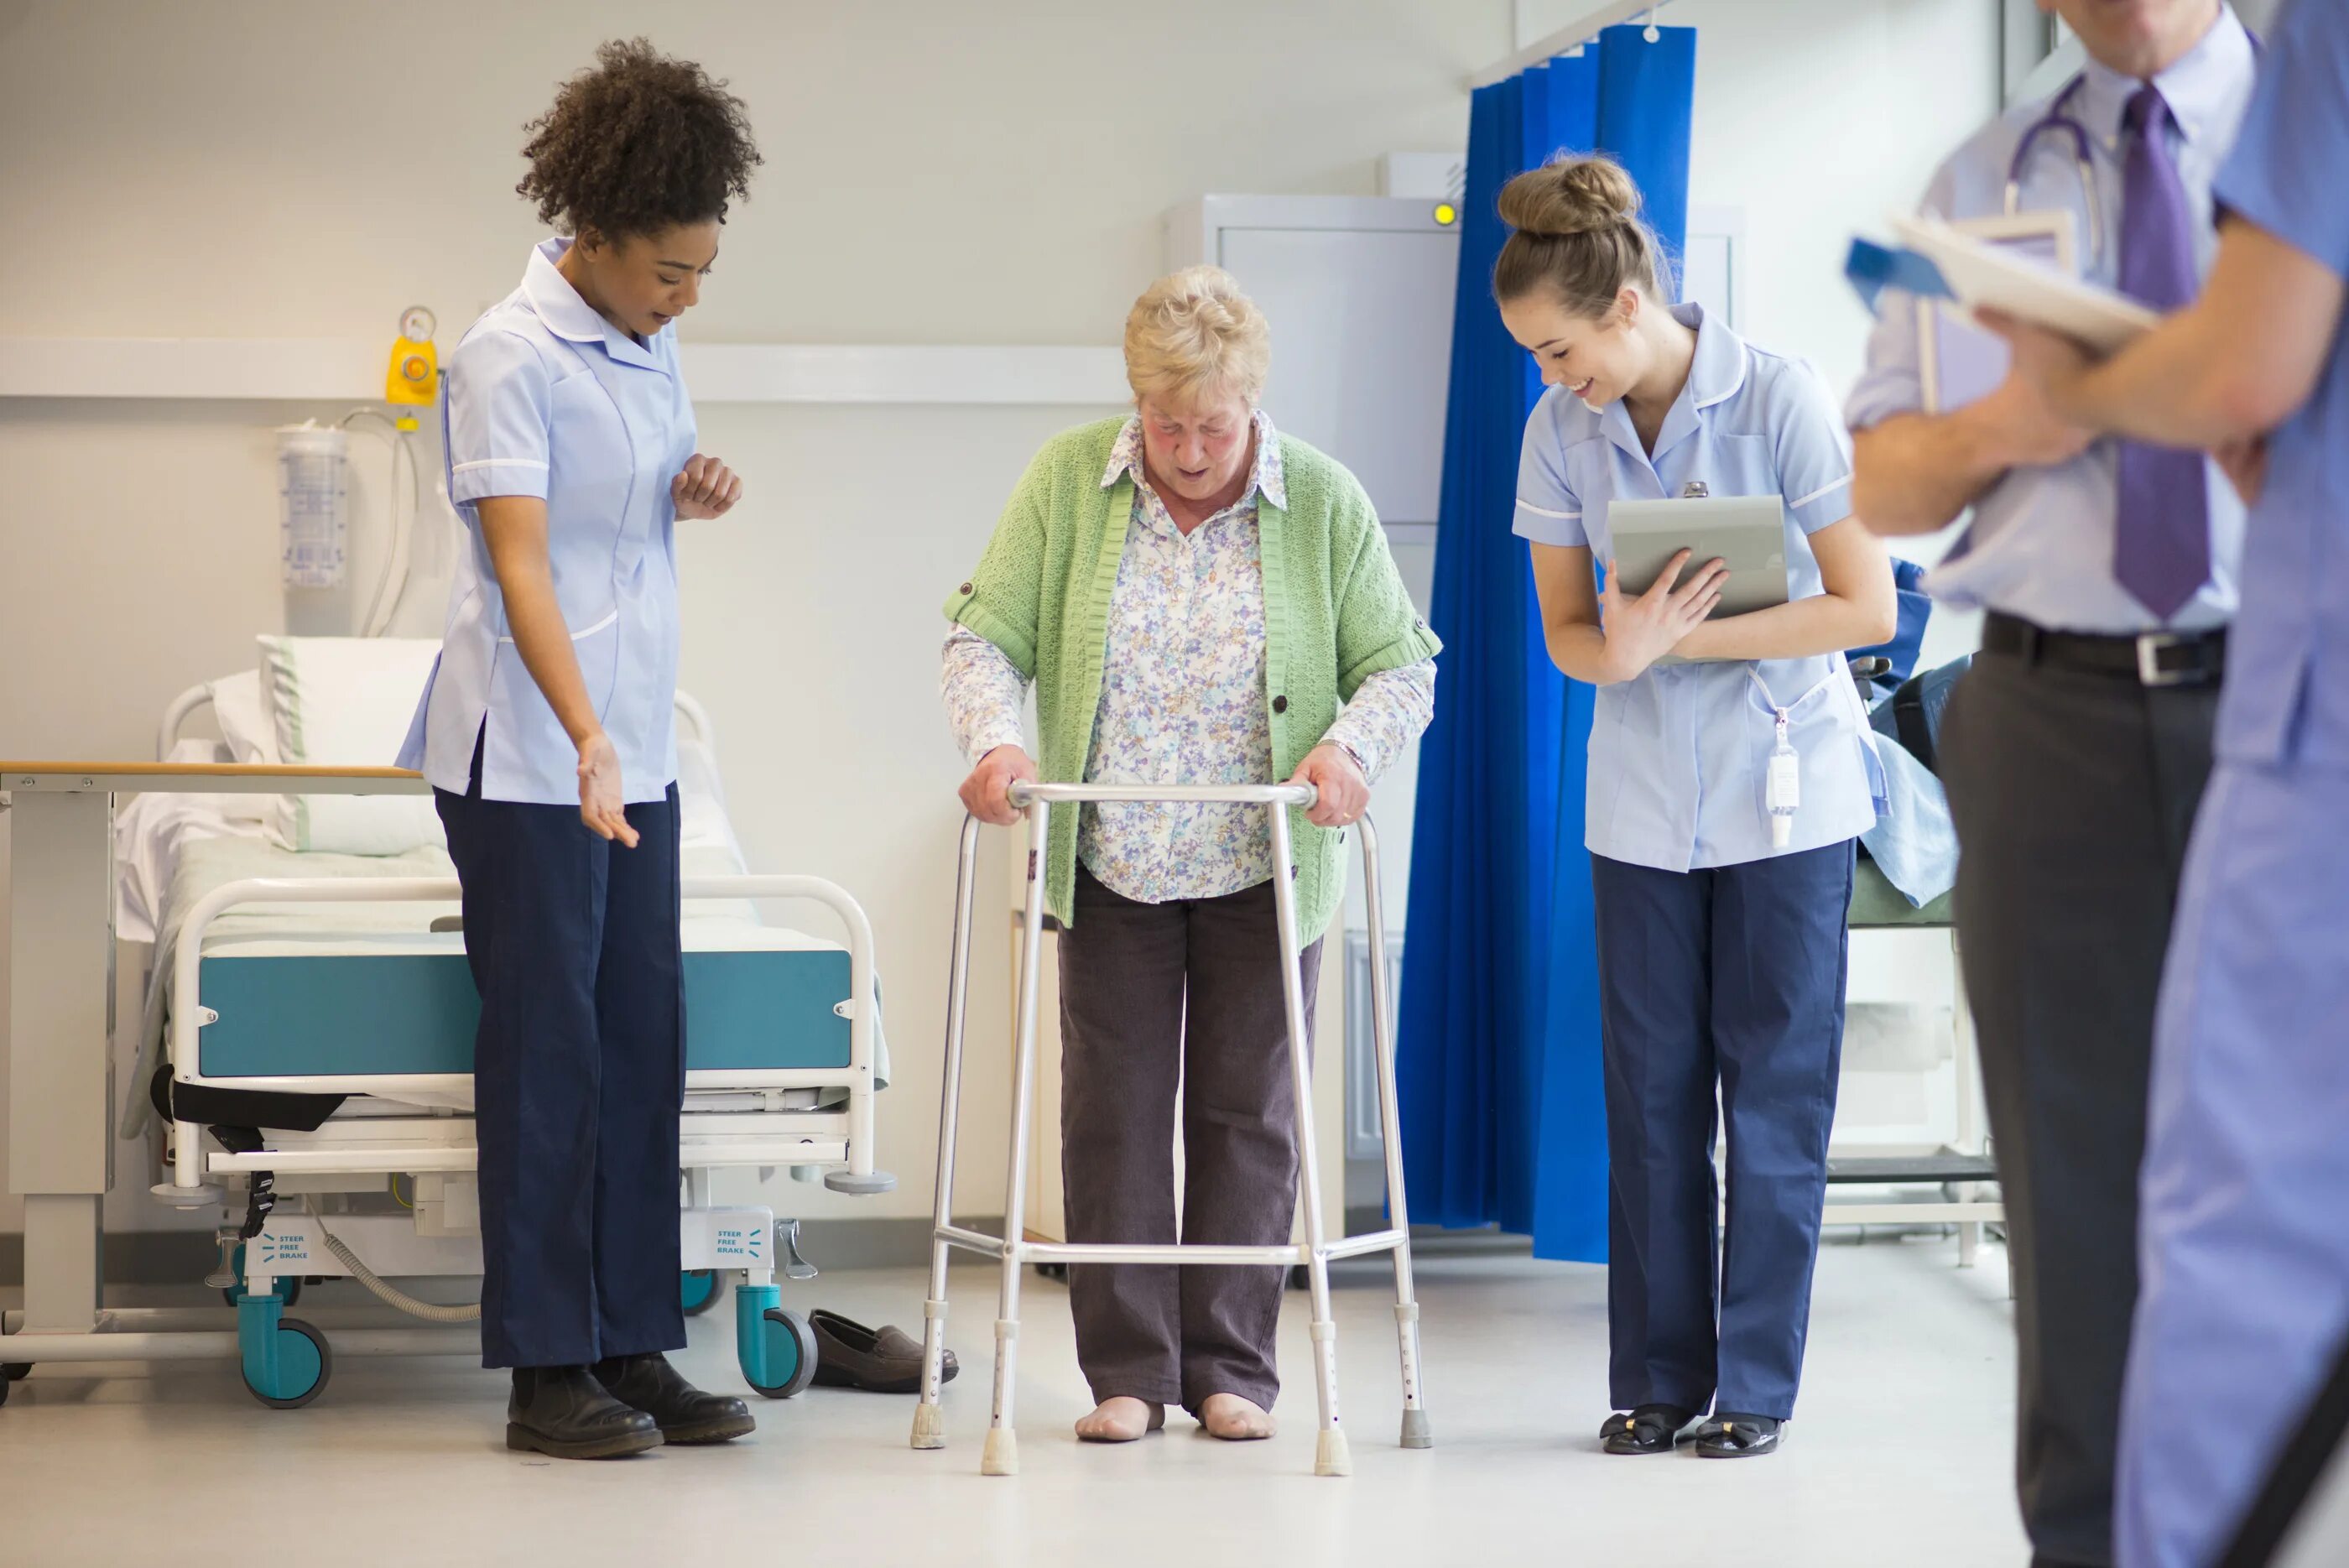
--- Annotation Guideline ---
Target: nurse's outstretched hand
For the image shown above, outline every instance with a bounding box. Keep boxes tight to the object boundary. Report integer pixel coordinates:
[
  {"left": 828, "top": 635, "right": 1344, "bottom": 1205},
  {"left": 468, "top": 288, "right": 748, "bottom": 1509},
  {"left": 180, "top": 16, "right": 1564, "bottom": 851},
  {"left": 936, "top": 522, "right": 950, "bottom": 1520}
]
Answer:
[
  {"left": 960, "top": 743, "right": 1038, "bottom": 826},
  {"left": 578, "top": 731, "right": 642, "bottom": 848},
  {"left": 1597, "top": 550, "right": 1727, "bottom": 684},
  {"left": 673, "top": 454, "right": 743, "bottom": 520}
]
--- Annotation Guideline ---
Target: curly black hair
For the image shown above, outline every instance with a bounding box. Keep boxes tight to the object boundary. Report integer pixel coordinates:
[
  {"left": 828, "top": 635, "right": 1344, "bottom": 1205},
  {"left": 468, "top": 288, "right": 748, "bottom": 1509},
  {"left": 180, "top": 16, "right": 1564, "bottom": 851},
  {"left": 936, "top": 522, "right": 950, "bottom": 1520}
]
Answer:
[{"left": 517, "top": 39, "right": 761, "bottom": 242}]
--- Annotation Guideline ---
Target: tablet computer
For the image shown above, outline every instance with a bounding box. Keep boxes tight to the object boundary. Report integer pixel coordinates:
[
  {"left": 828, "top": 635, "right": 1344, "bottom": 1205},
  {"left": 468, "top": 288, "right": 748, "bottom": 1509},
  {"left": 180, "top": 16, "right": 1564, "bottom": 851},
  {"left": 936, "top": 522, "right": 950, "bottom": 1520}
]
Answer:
[{"left": 1610, "top": 493, "right": 1791, "bottom": 619}]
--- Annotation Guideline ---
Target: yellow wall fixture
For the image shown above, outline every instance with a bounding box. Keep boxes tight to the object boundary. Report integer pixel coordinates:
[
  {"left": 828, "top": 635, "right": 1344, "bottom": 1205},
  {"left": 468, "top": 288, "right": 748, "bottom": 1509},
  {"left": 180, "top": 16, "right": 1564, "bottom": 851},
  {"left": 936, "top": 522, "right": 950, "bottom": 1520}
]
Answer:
[{"left": 385, "top": 305, "right": 438, "bottom": 430}]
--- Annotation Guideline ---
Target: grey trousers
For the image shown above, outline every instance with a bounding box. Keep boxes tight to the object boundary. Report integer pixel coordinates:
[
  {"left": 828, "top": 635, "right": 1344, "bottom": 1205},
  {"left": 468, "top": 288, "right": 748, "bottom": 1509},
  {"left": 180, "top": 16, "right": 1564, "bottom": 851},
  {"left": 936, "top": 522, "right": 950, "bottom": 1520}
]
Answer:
[
  {"left": 1056, "top": 863, "right": 1322, "bottom": 1415},
  {"left": 1939, "top": 649, "right": 2218, "bottom": 1568}
]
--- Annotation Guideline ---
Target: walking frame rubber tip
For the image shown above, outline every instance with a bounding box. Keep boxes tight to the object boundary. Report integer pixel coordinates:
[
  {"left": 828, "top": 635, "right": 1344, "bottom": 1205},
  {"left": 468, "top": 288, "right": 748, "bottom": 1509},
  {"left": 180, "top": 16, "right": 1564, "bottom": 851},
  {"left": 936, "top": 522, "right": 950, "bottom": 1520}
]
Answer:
[
  {"left": 911, "top": 1403, "right": 946, "bottom": 1450},
  {"left": 1400, "top": 1408, "right": 1433, "bottom": 1450}
]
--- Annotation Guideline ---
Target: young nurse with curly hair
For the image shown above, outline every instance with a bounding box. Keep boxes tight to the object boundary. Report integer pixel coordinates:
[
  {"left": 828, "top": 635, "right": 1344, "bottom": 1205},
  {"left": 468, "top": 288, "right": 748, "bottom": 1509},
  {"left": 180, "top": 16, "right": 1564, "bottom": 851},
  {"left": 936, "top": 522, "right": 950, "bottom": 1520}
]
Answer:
[{"left": 397, "top": 39, "right": 761, "bottom": 1459}]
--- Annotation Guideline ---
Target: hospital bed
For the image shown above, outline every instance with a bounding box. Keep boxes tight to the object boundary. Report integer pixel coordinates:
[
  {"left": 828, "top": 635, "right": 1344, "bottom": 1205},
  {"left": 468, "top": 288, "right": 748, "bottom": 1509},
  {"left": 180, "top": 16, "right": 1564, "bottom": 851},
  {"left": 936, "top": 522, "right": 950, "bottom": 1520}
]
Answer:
[{"left": 2, "top": 680, "right": 891, "bottom": 1411}]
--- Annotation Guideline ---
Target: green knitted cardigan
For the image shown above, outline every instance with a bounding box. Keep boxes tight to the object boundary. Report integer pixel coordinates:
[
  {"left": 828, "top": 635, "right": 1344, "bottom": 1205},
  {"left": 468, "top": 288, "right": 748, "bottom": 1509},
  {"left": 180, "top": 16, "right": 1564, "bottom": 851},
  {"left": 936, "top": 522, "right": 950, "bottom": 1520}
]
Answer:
[{"left": 944, "top": 416, "right": 1442, "bottom": 946}]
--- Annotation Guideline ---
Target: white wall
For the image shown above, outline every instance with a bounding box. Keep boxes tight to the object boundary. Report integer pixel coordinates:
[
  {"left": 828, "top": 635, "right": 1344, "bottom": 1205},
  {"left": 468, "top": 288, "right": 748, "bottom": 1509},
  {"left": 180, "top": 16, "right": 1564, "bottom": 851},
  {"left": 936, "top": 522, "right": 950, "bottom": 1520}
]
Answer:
[{"left": 0, "top": 0, "right": 1999, "bottom": 1242}]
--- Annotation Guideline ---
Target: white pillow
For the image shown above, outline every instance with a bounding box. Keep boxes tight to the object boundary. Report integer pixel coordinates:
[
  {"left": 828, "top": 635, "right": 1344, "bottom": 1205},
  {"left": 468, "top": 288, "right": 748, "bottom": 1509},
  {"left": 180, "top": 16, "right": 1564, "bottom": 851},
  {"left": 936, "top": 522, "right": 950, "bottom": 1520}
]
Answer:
[
  {"left": 258, "top": 635, "right": 445, "bottom": 855},
  {"left": 205, "top": 670, "right": 280, "bottom": 820}
]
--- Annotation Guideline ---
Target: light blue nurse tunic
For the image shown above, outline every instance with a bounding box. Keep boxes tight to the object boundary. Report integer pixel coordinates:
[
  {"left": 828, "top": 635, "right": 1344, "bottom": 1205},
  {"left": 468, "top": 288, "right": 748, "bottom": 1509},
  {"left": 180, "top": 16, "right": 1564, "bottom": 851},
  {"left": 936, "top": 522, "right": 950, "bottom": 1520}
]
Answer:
[
  {"left": 398, "top": 237, "right": 695, "bottom": 803},
  {"left": 2118, "top": 5, "right": 2349, "bottom": 1562},
  {"left": 1513, "top": 302, "right": 1887, "bottom": 868}
]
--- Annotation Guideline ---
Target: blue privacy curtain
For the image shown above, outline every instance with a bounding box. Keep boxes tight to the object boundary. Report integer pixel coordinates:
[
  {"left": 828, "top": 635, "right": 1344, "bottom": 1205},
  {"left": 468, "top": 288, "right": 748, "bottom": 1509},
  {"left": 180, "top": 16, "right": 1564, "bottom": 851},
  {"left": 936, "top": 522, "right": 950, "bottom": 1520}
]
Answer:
[{"left": 1398, "top": 24, "right": 1696, "bottom": 1263}]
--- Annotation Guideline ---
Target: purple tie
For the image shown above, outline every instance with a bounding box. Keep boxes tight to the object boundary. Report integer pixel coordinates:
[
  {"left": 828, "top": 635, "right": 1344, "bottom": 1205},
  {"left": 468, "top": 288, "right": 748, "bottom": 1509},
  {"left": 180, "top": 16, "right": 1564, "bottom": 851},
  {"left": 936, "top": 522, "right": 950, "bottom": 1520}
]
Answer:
[{"left": 2114, "top": 85, "right": 2211, "bottom": 622}]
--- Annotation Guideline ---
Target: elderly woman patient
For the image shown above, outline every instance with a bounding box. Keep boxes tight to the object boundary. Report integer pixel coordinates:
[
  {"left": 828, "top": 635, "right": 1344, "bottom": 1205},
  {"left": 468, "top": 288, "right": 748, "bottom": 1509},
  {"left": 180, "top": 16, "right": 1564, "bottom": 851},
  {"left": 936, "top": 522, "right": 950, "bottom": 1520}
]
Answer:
[{"left": 939, "top": 267, "right": 1440, "bottom": 1445}]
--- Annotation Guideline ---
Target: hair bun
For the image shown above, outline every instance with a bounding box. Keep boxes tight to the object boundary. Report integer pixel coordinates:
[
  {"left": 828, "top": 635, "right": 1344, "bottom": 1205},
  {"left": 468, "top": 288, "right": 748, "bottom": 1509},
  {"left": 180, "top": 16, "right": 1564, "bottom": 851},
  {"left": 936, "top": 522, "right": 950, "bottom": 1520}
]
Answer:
[{"left": 1497, "top": 154, "right": 1642, "bottom": 238}]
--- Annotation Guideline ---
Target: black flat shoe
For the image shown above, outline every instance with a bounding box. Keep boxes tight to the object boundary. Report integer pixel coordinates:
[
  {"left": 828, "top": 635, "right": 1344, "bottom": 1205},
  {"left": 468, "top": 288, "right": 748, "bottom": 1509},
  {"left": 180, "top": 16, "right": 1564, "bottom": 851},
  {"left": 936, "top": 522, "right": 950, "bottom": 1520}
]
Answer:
[
  {"left": 1695, "top": 1413, "right": 1783, "bottom": 1458},
  {"left": 809, "top": 1309, "right": 958, "bottom": 1393},
  {"left": 1600, "top": 1403, "right": 1700, "bottom": 1455},
  {"left": 507, "top": 1366, "right": 664, "bottom": 1460},
  {"left": 592, "top": 1352, "right": 755, "bottom": 1445}
]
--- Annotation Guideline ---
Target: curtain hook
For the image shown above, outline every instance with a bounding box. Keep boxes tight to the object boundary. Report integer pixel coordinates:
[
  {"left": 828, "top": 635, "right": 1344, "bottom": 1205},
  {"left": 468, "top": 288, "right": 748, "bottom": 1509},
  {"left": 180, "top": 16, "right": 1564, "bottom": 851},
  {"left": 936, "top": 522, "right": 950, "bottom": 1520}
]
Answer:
[{"left": 1644, "top": 5, "right": 1662, "bottom": 43}]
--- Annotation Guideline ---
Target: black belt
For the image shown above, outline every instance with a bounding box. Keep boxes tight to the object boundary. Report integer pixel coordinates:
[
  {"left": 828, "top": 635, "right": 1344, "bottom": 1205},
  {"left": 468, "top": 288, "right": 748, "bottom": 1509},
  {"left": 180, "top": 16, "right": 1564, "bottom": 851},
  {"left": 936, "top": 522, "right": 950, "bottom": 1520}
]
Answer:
[{"left": 1982, "top": 612, "right": 2227, "bottom": 688}]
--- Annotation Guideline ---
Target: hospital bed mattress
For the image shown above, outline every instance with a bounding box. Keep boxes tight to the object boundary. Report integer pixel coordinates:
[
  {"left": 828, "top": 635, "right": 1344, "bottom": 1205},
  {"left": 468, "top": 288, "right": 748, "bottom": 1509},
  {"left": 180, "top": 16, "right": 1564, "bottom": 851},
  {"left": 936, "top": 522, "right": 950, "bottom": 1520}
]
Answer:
[{"left": 195, "top": 919, "right": 851, "bottom": 1079}]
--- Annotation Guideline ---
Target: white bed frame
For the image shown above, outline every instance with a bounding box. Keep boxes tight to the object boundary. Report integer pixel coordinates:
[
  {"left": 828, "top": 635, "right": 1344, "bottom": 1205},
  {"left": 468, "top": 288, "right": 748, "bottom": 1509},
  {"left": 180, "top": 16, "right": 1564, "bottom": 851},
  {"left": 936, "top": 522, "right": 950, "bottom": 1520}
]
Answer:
[{"left": 0, "top": 688, "right": 887, "bottom": 1410}]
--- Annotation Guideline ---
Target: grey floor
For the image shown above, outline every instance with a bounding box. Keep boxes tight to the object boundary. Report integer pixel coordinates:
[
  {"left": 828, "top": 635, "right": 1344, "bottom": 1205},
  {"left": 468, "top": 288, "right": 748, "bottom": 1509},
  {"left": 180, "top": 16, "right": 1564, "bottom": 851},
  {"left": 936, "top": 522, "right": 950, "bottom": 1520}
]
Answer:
[{"left": 0, "top": 1236, "right": 2029, "bottom": 1568}]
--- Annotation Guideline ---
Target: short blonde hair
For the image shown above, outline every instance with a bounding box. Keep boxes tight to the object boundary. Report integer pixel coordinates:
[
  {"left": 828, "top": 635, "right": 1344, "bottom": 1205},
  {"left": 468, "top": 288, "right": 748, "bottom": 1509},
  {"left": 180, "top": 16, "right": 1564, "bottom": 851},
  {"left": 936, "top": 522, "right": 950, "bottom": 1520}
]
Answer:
[{"left": 1122, "top": 265, "right": 1271, "bottom": 409}]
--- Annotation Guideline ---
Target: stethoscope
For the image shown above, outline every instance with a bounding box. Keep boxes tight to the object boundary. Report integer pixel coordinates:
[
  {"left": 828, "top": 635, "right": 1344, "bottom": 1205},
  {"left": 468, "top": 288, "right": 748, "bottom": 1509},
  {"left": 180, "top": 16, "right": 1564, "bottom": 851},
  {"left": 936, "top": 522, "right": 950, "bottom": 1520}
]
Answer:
[
  {"left": 2006, "top": 32, "right": 2259, "bottom": 271},
  {"left": 2004, "top": 75, "right": 2108, "bottom": 267}
]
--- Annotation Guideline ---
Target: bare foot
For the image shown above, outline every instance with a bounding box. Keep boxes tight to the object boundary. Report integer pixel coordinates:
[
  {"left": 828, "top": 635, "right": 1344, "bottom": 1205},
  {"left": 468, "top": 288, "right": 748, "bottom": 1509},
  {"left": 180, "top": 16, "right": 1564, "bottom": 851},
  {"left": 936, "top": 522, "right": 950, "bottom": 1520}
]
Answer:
[
  {"left": 1076, "top": 1396, "right": 1166, "bottom": 1443},
  {"left": 1198, "top": 1393, "right": 1277, "bottom": 1441}
]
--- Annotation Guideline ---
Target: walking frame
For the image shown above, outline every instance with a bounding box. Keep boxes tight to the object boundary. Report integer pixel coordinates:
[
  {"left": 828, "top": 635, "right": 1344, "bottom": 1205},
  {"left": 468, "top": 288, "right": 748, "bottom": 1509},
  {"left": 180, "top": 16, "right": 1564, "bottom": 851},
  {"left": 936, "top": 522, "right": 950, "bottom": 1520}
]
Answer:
[{"left": 908, "top": 780, "right": 1431, "bottom": 1478}]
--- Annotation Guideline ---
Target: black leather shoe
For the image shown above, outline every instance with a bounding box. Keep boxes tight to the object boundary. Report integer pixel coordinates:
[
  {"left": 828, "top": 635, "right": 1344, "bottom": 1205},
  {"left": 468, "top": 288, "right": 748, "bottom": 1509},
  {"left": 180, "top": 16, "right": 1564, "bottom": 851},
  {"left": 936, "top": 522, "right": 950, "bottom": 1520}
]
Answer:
[
  {"left": 593, "top": 1352, "right": 755, "bottom": 1445},
  {"left": 507, "top": 1366, "right": 664, "bottom": 1460}
]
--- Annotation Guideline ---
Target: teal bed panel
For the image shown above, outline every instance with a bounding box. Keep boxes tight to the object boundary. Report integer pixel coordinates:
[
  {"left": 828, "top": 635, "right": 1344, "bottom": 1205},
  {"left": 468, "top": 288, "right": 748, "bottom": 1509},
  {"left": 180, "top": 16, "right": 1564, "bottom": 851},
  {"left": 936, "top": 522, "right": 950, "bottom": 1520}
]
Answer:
[{"left": 195, "top": 946, "right": 852, "bottom": 1078}]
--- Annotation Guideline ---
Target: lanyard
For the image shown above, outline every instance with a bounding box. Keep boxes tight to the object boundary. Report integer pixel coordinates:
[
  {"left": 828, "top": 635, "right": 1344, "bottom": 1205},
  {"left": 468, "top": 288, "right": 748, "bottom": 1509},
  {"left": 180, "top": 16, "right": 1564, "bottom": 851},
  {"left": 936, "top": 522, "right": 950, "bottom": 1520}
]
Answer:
[{"left": 1745, "top": 664, "right": 1847, "bottom": 849}]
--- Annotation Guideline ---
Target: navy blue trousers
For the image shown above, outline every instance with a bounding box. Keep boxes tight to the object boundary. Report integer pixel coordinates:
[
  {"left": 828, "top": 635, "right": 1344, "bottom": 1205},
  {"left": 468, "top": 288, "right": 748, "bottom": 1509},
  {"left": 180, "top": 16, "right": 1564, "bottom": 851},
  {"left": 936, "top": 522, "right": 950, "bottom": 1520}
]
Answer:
[
  {"left": 1591, "top": 840, "right": 1854, "bottom": 1421},
  {"left": 435, "top": 753, "right": 687, "bottom": 1370}
]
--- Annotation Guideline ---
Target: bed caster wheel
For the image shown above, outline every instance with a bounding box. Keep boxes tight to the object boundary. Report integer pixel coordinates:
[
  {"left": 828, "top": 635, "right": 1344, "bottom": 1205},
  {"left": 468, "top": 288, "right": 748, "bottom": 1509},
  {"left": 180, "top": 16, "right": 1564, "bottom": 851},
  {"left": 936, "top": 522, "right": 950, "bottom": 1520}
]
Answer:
[
  {"left": 680, "top": 1269, "right": 723, "bottom": 1317},
  {"left": 220, "top": 1245, "right": 303, "bottom": 1310},
  {"left": 734, "top": 1284, "right": 818, "bottom": 1399},
  {"left": 240, "top": 1310, "right": 331, "bottom": 1410},
  {"left": 744, "top": 1309, "right": 818, "bottom": 1400},
  {"left": 1032, "top": 1262, "right": 1068, "bottom": 1284},
  {"left": 1286, "top": 1265, "right": 1310, "bottom": 1292},
  {"left": 0, "top": 1373, "right": 12, "bottom": 1407},
  {"left": 2, "top": 1362, "right": 29, "bottom": 1382}
]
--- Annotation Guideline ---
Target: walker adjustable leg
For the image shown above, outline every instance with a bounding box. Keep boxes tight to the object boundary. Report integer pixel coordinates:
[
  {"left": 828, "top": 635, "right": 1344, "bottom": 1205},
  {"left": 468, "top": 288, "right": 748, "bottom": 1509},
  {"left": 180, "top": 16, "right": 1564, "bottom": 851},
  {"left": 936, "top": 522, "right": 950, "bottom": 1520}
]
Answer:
[
  {"left": 1269, "top": 805, "right": 1348, "bottom": 1478},
  {"left": 982, "top": 1315, "right": 1021, "bottom": 1477},
  {"left": 911, "top": 1292, "right": 950, "bottom": 1450},
  {"left": 915, "top": 817, "right": 982, "bottom": 1453},
  {"left": 983, "top": 800, "right": 1052, "bottom": 1477},
  {"left": 1358, "top": 817, "right": 1432, "bottom": 1450}
]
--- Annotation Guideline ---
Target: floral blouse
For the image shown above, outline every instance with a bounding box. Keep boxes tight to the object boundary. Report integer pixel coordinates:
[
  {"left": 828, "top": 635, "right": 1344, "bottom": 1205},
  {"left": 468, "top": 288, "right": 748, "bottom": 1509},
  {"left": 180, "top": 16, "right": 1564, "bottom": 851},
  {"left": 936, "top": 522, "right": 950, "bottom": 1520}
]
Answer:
[{"left": 941, "top": 410, "right": 1435, "bottom": 905}]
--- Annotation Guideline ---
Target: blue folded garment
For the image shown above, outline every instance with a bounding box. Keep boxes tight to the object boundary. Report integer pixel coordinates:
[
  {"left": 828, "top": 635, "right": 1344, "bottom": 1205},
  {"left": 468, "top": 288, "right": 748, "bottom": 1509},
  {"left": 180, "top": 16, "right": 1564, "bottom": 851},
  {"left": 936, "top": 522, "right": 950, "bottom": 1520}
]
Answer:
[{"left": 1861, "top": 736, "right": 1959, "bottom": 908}]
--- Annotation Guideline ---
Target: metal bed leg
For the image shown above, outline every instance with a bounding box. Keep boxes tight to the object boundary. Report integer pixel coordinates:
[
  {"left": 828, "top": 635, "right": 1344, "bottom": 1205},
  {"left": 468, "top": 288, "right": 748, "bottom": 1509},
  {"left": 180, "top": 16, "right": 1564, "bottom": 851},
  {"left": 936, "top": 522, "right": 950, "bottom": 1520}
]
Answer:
[
  {"left": 1268, "top": 806, "right": 1350, "bottom": 1477},
  {"left": 982, "top": 798, "right": 1052, "bottom": 1477},
  {"left": 913, "top": 816, "right": 982, "bottom": 1453},
  {"left": 1357, "top": 817, "right": 1431, "bottom": 1449}
]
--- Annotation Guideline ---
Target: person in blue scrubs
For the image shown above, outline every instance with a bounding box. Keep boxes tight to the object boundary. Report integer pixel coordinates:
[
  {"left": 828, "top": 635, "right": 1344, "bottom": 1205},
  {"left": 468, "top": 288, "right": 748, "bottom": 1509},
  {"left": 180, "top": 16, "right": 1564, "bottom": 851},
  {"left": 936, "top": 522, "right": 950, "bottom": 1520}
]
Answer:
[
  {"left": 1989, "top": 3, "right": 2349, "bottom": 1559},
  {"left": 398, "top": 40, "right": 759, "bottom": 1460},
  {"left": 1848, "top": 8, "right": 2255, "bottom": 1562},
  {"left": 1497, "top": 155, "right": 1897, "bottom": 1460}
]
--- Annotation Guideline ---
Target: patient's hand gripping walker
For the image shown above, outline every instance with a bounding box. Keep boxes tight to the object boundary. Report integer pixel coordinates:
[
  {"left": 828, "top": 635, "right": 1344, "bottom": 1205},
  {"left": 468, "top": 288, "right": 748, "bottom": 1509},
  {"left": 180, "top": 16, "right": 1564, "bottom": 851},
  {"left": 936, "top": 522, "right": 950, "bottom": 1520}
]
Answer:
[{"left": 908, "top": 780, "right": 1432, "bottom": 1477}]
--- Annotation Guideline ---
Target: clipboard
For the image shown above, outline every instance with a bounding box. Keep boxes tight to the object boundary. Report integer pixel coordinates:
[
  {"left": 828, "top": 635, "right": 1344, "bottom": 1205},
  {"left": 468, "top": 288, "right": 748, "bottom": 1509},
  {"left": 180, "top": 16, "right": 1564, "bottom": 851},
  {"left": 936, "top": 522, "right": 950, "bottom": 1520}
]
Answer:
[
  {"left": 1892, "top": 211, "right": 2154, "bottom": 354},
  {"left": 1916, "top": 211, "right": 2077, "bottom": 414}
]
